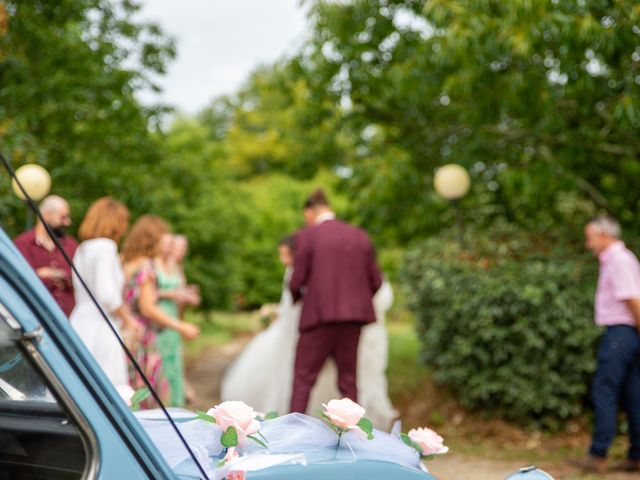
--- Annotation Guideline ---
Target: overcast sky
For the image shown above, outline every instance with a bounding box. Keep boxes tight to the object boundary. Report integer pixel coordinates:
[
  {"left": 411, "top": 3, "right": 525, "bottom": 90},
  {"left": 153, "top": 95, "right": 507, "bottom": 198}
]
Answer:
[{"left": 138, "top": 1, "right": 308, "bottom": 114}]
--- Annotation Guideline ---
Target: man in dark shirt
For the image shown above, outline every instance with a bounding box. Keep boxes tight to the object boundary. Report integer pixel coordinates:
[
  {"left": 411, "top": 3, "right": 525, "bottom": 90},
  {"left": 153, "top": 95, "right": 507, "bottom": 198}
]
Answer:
[{"left": 14, "top": 195, "right": 78, "bottom": 317}]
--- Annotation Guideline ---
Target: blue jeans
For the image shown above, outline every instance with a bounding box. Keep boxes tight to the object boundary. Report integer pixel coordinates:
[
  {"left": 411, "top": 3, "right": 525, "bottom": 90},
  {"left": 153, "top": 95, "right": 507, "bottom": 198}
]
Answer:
[{"left": 590, "top": 325, "right": 640, "bottom": 459}]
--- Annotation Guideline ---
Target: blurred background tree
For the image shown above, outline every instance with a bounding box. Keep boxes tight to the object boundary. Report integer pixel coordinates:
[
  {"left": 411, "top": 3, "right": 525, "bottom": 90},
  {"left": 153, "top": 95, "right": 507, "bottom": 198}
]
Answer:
[
  {"left": 3, "top": 0, "right": 639, "bottom": 303},
  {"left": 296, "top": 0, "right": 640, "bottom": 241}
]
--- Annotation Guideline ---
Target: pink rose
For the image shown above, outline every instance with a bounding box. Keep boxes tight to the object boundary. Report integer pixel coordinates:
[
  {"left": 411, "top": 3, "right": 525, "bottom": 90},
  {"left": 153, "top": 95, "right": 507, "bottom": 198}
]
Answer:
[
  {"left": 116, "top": 385, "right": 134, "bottom": 407},
  {"left": 408, "top": 427, "right": 449, "bottom": 456},
  {"left": 323, "top": 398, "right": 366, "bottom": 430},
  {"left": 207, "top": 401, "right": 260, "bottom": 446}
]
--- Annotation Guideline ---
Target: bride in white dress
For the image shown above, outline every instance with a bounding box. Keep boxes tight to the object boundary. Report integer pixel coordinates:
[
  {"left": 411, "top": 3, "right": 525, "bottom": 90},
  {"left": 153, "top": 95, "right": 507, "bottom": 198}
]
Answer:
[{"left": 220, "top": 237, "right": 397, "bottom": 430}]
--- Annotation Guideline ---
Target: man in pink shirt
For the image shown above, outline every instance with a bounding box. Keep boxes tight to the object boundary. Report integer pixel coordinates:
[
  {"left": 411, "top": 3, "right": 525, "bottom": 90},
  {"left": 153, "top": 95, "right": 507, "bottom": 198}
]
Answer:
[{"left": 575, "top": 216, "right": 640, "bottom": 473}]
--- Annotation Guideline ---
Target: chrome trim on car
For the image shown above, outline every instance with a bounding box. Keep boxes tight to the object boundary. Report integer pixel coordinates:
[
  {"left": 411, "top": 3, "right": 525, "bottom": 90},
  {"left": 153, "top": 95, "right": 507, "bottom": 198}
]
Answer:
[
  {"left": 20, "top": 334, "right": 100, "bottom": 480},
  {"left": 0, "top": 302, "right": 22, "bottom": 331},
  {"left": 21, "top": 325, "right": 43, "bottom": 344}
]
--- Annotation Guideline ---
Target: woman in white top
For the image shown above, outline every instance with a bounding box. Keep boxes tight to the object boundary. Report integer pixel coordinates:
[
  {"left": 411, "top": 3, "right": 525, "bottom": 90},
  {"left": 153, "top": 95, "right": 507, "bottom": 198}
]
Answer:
[
  {"left": 70, "top": 197, "right": 139, "bottom": 387},
  {"left": 221, "top": 236, "right": 397, "bottom": 430}
]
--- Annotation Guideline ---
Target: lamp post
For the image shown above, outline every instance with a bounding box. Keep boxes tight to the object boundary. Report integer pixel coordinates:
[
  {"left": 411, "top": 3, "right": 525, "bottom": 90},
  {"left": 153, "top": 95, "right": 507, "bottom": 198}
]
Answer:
[
  {"left": 11, "top": 164, "right": 51, "bottom": 230},
  {"left": 434, "top": 164, "right": 471, "bottom": 247}
]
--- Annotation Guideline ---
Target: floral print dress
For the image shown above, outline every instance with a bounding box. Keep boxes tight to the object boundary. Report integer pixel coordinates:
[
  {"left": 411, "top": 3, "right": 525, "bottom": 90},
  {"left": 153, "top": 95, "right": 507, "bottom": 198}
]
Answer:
[{"left": 123, "top": 259, "right": 169, "bottom": 408}]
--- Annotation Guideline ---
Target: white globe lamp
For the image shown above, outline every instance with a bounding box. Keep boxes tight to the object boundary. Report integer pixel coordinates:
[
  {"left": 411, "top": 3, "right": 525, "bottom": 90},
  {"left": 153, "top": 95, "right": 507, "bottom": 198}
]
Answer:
[
  {"left": 434, "top": 164, "right": 471, "bottom": 200},
  {"left": 433, "top": 163, "right": 471, "bottom": 247},
  {"left": 11, "top": 164, "right": 51, "bottom": 201}
]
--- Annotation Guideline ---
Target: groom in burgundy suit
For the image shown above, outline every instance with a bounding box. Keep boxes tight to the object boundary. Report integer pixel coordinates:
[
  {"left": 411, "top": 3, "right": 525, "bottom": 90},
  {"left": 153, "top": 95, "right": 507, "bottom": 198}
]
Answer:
[{"left": 289, "top": 188, "right": 382, "bottom": 413}]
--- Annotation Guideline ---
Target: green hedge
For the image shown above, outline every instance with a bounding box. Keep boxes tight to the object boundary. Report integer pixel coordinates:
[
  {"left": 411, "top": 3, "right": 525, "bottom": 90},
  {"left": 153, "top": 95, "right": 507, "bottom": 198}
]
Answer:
[{"left": 402, "top": 234, "right": 601, "bottom": 428}]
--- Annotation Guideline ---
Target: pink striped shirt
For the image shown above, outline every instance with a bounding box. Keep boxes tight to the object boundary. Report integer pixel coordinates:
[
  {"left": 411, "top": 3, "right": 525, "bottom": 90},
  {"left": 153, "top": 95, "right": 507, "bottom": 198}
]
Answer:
[{"left": 595, "top": 241, "right": 640, "bottom": 327}]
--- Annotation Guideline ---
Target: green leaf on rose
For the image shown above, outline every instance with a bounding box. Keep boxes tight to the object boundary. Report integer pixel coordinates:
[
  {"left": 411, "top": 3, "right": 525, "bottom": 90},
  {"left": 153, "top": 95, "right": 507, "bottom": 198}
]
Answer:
[
  {"left": 357, "top": 417, "right": 374, "bottom": 440},
  {"left": 320, "top": 412, "right": 346, "bottom": 435},
  {"left": 195, "top": 411, "right": 217, "bottom": 424},
  {"left": 256, "top": 411, "right": 278, "bottom": 421},
  {"left": 401, "top": 433, "right": 423, "bottom": 455},
  {"left": 131, "top": 388, "right": 150, "bottom": 411},
  {"left": 221, "top": 426, "right": 238, "bottom": 448},
  {"left": 257, "top": 431, "right": 269, "bottom": 444},
  {"left": 248, "top": 434, "right": 268, "bottom": 449}
]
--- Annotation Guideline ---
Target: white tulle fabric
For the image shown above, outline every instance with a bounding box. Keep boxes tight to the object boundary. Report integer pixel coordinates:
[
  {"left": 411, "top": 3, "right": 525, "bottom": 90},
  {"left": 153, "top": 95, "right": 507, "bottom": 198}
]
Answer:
[
  {"left": 221, "top": 271, "right": 397, "bottom": 430},
  {"left": 135, "top": 408, "right": 222, "bottom": 468},
  {"left": 134, "top": 410, "right": 421, "bottom": 478},
  {"left": 245, "top": 413, "right": 420, "bottom": 469}
]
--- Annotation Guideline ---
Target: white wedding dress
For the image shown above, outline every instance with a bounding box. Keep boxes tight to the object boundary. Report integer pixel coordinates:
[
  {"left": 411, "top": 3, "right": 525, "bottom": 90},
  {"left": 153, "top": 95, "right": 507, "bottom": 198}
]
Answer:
[{"left": 220, "top": 269, "right": 397, "bottom": 430}]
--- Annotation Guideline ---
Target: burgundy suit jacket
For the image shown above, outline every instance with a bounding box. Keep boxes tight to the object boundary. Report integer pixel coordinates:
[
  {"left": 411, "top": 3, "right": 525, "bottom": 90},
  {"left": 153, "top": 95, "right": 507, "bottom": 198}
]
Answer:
[{"left": 290, "top": 219, "right": 382, "bottom": 332}]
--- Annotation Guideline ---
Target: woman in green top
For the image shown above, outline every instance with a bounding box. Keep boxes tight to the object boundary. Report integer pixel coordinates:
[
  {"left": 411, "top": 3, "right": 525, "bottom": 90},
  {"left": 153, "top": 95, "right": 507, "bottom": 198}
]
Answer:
[{"left": 155, "top": 234, "right": 200, "bottom": 406}]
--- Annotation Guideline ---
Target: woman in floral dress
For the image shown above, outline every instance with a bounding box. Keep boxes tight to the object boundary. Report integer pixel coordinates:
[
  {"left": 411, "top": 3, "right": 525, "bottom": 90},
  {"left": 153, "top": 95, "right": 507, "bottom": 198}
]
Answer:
[{"left": 121, "top": 215, "right": 200, "bottom": 408}]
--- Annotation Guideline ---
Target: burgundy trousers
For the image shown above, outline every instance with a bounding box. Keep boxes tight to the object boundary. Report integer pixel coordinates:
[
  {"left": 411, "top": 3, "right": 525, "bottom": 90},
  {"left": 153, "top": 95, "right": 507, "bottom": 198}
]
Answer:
[{"left": 289, "top": 322, "right": 362, "bottom": 413}]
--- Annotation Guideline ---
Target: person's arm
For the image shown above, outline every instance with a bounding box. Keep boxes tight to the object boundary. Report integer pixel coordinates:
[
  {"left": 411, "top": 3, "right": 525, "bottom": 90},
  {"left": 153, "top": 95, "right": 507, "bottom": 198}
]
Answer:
[
  {"left": 138, "top": 278, "right": 199, "bottom": 340},
  {"left": 113, "top": 304, "right": 144, "bottom": 340},
  {"left": 365, "top": 237, "right": 382, "bottom": 294},
  {"left": 625, "top": 298, "right": 640, "bottom": 333},
  {"left": 93, "top": 247, "right": 142, "bottom": 338},
  {"left": 94, "top": 249, "right": 125, "bottom": 313},
  {"left": 610, "top": 255, "right": 640, "bottom": 333},
  {"left": 157, "top": 288, "right": 191, "bottom": 303},
  {"left": 35, "top": 266, "right": 66, "bottom": 280}
]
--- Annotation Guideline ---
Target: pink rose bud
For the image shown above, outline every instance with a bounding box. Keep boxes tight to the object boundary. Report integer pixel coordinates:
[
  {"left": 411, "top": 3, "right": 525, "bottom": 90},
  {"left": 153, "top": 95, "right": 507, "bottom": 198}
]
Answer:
[
  {"left": 408, "top": 427, "right": 449, "bottom": 456},
  {"left": 207, "top": 401, "right": 260, "bottom": 446},
  {"left": 225, "top": 447, "right": 244, "bottom": 480},
  {"left": 323, "top": 398, "right": 366, "bottom": 429}
]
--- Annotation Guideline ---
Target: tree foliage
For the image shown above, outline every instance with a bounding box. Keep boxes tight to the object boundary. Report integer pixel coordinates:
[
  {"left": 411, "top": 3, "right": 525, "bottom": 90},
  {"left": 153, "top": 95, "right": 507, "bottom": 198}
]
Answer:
[
  {"left": 294, "top": 0, "right": 640, "bottom": 240},
  {"left": 219, "top": 60, "right": 349, "bottom": 180},
  {"left": 0, "top": 0, "right": 175, "bottom": 229}
]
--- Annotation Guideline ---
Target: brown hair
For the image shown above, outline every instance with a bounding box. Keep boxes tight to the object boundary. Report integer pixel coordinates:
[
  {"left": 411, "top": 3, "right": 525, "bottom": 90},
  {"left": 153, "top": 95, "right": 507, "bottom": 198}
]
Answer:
[
  {"left": 121, "top": 215, "right": 170, "bottom": 263},
  {"left": 279, "top": 234, "right": 295, "bottom": 252},
  {"left": 78, "top": 197, "right": 129, "bottom": 242},
  {"left": 304, "top": 188, "right": 330, "bottom": 209}
]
